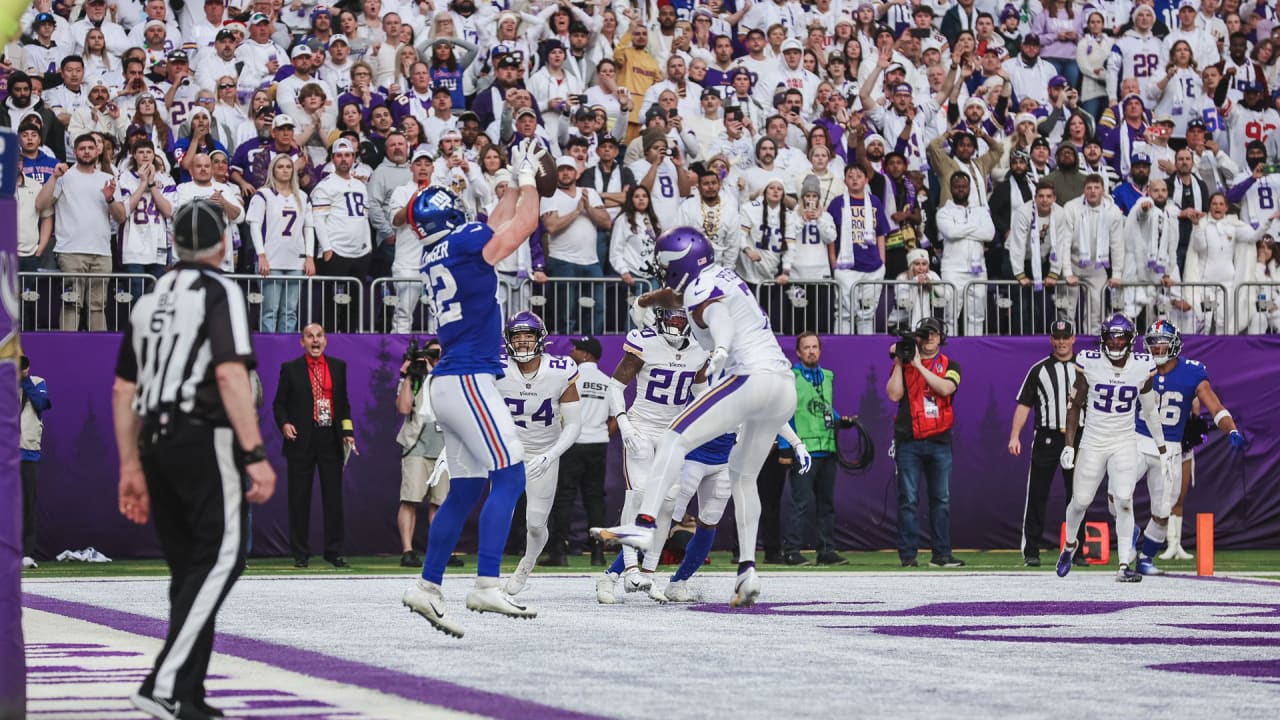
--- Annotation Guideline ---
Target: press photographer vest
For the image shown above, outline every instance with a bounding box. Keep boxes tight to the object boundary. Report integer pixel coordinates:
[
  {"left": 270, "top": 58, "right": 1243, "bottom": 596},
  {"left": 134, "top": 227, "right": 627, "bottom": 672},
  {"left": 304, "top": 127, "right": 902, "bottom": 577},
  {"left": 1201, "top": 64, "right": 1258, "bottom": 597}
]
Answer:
[
  {"left": 793, "top": 367, "right": 837, "bottom": 454},
  {"left": 904, "top": 356, "right": 954, "bottom": 440}
]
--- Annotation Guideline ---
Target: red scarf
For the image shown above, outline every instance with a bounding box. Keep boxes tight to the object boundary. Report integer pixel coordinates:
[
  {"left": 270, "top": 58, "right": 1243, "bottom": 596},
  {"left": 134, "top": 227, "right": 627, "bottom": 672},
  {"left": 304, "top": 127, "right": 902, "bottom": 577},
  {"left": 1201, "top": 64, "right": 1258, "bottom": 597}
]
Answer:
[{"left": 306, "top": 354, "right": 333, "bottom": 425}]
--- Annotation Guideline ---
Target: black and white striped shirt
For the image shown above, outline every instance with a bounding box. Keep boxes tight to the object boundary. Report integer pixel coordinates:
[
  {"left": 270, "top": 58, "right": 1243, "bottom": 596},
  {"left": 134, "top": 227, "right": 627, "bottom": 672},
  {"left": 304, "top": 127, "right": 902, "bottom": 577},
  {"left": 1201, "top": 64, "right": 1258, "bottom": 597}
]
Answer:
[
  {"left": 115, "top": 263, "right": 255, "bottom": 425},
  {"left": 1016, "top": 354, "right": 1077, "bottom": 432}
]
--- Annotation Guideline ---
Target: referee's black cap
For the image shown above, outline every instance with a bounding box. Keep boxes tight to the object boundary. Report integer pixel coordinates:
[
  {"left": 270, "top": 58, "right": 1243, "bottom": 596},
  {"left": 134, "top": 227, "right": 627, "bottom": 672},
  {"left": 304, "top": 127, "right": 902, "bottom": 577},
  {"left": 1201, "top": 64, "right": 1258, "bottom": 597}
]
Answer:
[
  {"left": 1050, "top": 320, "right": 1074, "bottom": 338},
  {"left": 173, "top": 199, "right": 227, "bottom": 252}
]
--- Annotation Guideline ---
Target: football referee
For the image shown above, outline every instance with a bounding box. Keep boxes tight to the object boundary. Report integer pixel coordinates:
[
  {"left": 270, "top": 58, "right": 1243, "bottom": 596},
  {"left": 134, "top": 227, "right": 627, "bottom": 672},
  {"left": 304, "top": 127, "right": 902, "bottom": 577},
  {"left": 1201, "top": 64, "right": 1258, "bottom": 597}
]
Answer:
[
  {"left": 112, "top": 199, "right": 277, "bottom": 720},
  {"left": 1008, "top": 320, "right": 1086, "bottom": 568}
]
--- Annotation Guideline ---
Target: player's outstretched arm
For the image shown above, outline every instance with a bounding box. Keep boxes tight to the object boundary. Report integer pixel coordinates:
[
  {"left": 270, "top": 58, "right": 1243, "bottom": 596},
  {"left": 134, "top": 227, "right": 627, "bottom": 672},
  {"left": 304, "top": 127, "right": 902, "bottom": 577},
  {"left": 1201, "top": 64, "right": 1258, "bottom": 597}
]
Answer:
[
  {"left": 1138, "top": 377, "right": 1167, "bottom": 454},
  {"left": 1063, "top": 372, "right": 1089, "bottom": 449},
  {"left": 483, "top": 140, "right": 542, "bottom": 265},
  {"left": 1196, "top": 379, "right": 1247, "bottom": 449}
]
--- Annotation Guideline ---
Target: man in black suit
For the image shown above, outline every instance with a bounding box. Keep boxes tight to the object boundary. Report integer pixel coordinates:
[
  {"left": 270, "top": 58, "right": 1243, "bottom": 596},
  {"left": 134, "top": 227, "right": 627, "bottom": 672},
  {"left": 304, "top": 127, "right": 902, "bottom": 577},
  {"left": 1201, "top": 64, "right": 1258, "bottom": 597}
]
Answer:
[{"left": 273, "top": 324, "right": 358, "bottom": 568}]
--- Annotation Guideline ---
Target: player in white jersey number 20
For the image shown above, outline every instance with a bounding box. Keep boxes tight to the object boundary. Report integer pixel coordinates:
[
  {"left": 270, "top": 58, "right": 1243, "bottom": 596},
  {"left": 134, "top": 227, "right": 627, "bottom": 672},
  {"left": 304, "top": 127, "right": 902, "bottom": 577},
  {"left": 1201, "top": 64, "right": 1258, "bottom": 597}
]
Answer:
[
  {"left": 592, "top": 226, "right": 800, "bottom": 608},
  {"left": 495, "top": 311, "right": 581, "bottom": 597},
  {"left": 1057, "top": 313, "right": 1173, "bottom": 583}
]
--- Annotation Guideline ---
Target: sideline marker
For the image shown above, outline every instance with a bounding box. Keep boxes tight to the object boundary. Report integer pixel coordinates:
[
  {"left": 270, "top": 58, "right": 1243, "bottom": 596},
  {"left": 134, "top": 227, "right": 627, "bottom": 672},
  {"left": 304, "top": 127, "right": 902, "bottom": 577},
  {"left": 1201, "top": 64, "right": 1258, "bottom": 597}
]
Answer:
[{"left": 1196, "top": 513, "right": 1214, "bottom": 576}]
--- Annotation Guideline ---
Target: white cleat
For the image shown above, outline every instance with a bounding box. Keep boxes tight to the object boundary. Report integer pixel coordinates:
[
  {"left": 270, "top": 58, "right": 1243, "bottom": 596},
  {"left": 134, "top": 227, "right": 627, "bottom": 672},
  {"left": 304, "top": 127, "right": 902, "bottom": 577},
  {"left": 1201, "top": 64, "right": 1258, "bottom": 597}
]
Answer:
[
  {"left": 590, "top": 524, "right": 654, "bottom": 550},
  {"left": 22, "top": 556, "right": 37, "bottom": 569},
  {"left": 730, "top": 567, "right": 761, "bottom": 608},
  {"left": 622, "top": 568, "right": 653, "bottom": 593},
  {"left": 596, "top": 572, "right": 620, "bottom": 604},
  {"left": 664, "top": 580, "right": 693, "bottom": 603},
  {"left": 403, "top": 579, "right": 465, "bottom": 639},
  {"left": 505, "top": 557, "right": 534, "bottom": 596},
  {"left": 466, "top": 578, "right": 538, "bottom": 618},
  {"left": 1171, "top": 544, "right": 1194, "bottom": 561},
  {"left": 646, "top": 581, "right": 669, "bottom": 604}
]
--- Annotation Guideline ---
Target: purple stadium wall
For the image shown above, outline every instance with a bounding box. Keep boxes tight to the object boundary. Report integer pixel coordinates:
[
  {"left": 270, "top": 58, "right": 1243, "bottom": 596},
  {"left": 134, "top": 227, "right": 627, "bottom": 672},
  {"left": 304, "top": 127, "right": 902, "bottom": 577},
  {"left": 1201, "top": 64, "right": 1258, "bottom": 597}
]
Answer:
[{"left": 17, "top": 333, "right": 1280, "bottom": 559}]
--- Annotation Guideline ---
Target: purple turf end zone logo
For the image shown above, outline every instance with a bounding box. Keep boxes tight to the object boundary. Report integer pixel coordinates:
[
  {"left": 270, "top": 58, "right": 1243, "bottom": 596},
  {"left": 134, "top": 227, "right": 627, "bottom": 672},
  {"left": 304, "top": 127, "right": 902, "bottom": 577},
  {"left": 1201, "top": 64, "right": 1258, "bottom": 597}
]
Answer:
[{"left": 690, "top": 600, "right": 1280, "bottom": 683}]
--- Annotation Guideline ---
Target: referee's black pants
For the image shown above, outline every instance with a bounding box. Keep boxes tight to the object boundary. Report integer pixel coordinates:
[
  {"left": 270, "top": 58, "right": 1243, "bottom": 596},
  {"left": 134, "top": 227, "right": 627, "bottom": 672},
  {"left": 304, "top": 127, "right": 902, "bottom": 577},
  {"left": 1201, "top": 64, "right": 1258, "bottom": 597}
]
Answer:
[
  {"left": 139, "top": 422, "right": 247, "bottom": 706},
  {"left": 287, "top": 427, "right": 345, "bottom": 563},
  {"left": 549, "top": 442, "right": 608, "bottom": 558},
  {"left": 1022, "top": 429, "right": 1085, "bottom": 559}
]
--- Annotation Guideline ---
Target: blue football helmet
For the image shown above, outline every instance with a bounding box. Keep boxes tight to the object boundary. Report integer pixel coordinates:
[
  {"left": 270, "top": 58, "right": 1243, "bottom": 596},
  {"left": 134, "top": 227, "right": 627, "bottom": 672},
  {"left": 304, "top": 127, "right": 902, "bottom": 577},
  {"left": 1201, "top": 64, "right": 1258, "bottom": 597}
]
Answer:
[
  {"left": 1100, "top": 313, "right": 1136, "bottom": 361},
  {"left": 505, "top": 311, "right": 547, "bottom": 363},
  {"left": 1144, "top": 319, "right": 1182, "bottom": 365},
  {"left": 410, "top": 186, "right": 466, "bottom": 244},
  {"left": 654, "top": 226, "right": 714, "bottom": 293},
  {"left": 654, "top": 306, "right": 690, "bottom": 347}
]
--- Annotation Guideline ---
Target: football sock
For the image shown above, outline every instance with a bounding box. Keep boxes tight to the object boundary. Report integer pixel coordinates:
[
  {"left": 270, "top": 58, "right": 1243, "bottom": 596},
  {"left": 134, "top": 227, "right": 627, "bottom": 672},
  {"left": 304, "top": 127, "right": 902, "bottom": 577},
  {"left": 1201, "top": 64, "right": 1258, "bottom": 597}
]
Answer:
[
  {"left": 608, "top": 551, "right": 624, "bottom": 576},
  {"left": 475, "top": 462, "right": 527, "bottom": 578},
  {"left": 737, "top": 560, "right": 755, "bottom": 575},
  {"left": 1063, "top": 499, "right": 1087, "bottom": 551},
  {"left": 1114, "top": 497, "right": 1136, "bottom": 566},
  {"left": 1141, "top": 520, "right": 1167, "bottom": 558},
  {"left": 621, "top": 490, "right": 641, "bottom": 568},
  {"left": 421, "top": 476, "right": 486, "bottom": 584},
  {"left": 672, "top": 526, "right": 716, "bottom": 582},
  {"left": 640, "top": 505, "right": 674, "bottom": 572}
]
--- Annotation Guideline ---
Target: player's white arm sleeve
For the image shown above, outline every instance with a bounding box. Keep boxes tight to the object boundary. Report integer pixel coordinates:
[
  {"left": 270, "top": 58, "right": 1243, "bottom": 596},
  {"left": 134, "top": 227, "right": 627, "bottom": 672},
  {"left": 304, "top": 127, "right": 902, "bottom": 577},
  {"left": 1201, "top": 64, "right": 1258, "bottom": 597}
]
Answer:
[
  {"left": 248, "top": 220, "right": 266, "bottom": 256},
  {"left": 700, "top": 300, "right": 734, "bottom": 352},
  {"left": 304, "top": 224, "right": 318, "bottom": 258},
  {"left": 1139, "top": 389, "right": 1168, "bottom": 449},
  {"left": 608, "top": 378, "right": 630, "bottom": 418},
  {"left": 544, "top": 401, "right": 582, "bottom": 461},
  {"left": 777, "top": 423, "right": 802, "bottom": 447}
]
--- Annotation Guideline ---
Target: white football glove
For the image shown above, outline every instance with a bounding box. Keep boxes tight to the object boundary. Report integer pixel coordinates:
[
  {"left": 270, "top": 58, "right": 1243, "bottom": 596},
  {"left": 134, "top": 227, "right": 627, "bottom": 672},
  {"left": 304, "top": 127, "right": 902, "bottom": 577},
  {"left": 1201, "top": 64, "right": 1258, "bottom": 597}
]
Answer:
[
  {"left": 508, "top": 138, "right": 528, "bottom": 171},
  {"left": 706, "top": 347, "right": 729, "bottom": 378},
  {"left": 621, "top": 430, "right": 654, "bottom": 460},
  {"left": 517, "top": 138, "right": 546, "bottom": 188},
  {"left": 792, "top": 442, "right": 812, "bottom": 474},
  {"left": 1160, "top": 448, "right": 1180, "bottom": 484},
  {"left": 427, "top": 456, "right": 448, "bottom": 488},
  {"left": 525, "top": 453, "right": 552, "bottom": 480},
  {"left": 1060, "top": 446, "right": 1076, "bottom": 470}
]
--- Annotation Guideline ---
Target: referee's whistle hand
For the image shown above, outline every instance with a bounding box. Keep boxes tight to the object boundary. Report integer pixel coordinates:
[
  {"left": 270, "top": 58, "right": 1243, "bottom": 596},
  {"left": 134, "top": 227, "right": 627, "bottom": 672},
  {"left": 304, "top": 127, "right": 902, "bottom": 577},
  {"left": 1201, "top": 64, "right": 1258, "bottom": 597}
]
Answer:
[{"left": 245, "top": 462, "right": 277, "bottom": 504}]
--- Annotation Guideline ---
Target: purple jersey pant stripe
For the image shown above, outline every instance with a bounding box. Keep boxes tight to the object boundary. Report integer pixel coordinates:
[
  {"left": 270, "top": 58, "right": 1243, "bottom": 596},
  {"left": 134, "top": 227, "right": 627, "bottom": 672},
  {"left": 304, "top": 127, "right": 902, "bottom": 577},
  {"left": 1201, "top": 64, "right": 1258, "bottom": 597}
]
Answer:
[{"left": 672, "top": 375, "right": 747, "bottom": 434}]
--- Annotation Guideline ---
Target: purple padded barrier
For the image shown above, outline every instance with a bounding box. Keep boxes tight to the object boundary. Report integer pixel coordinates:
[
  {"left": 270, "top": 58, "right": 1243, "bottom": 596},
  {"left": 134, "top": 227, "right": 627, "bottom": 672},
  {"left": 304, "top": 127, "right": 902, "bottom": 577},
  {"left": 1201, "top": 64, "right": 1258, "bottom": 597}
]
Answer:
[
  {"left": 1, "top": 181, "right": 28, "bottom": 711},
  {"left": 17, "top": 333, "right": 1280, "bottom": 559}
]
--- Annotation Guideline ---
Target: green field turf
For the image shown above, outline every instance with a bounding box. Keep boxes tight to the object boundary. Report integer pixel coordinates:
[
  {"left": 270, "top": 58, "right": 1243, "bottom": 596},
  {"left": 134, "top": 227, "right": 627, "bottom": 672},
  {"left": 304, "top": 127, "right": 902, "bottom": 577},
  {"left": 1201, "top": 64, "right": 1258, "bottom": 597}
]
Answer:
[{"left": 20, "top": 549, "right": 1280, "bottom": 579}]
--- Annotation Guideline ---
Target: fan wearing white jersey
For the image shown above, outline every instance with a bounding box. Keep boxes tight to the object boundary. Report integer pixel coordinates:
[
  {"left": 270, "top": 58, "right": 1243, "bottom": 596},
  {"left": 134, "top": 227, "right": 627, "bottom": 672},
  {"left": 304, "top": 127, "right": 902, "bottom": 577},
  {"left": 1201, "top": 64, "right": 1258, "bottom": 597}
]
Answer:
[
  {"left": 117, "top": 140, "right": 177, "bottom": 277},
  {"left": 598, "top": 306, "right": 710, "bottom": 603},
  {"left": 1057, "top": 313, "right": 1172, "bottom": 583},
  {"left": 593, "top": 226, "right": 798, "bottom": 609},
  {"left": 495, "top": 312, "right": 581, "bottom": 597},
  {"left": 173, "top": 152, "right": 242, "bottom": 272},
  {"left": 1106, "top": 7, "right": 1166, "bottom": 101},
  {"left": 247, "top": 154, "right": 315, "bottom": 334}
]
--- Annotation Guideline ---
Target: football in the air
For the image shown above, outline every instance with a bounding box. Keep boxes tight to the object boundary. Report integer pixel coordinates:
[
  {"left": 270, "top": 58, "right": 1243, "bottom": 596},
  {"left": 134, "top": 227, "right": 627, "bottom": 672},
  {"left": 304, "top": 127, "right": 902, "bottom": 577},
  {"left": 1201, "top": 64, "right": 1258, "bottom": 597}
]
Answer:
[{"left": 535, "top": 144, "right": 559, "bottom": 198}]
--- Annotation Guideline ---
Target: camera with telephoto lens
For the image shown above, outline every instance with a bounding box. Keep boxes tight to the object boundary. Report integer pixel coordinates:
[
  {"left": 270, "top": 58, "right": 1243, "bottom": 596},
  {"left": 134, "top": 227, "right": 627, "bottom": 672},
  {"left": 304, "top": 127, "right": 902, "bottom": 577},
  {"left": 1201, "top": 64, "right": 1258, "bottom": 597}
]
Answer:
[
  {"left": 403, "top": 338, "right": 432, "bottom": 379},
  {"left": 894, "top": 330, "right": 921, "bottom": 363}
]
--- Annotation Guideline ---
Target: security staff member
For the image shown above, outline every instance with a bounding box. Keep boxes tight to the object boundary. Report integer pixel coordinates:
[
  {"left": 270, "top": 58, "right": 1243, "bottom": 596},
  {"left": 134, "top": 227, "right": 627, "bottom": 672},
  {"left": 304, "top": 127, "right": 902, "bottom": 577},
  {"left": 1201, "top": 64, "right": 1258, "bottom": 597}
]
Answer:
[
  {"left": 549, "top": 336, "right": 611, "bottom": 566},
  {"left": 113, "top": 199, "right": 276, "bottom": 720},
  {"left": 1008, "top": 320, "right": 1087, "bottom": 567}
]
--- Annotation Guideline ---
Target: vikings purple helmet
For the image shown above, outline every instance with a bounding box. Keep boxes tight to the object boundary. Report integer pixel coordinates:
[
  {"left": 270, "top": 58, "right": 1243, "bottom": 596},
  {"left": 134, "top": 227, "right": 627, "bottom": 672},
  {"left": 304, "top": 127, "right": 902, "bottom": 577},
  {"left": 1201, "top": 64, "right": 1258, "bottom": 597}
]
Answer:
[
  {"left": 410, "top": 186, "right": 467, "bottom": 244},
  {"left": 505, "top": 311, "right": 547, "bottom": 362},
  {"left": 1144, "top": 319, "right": 1182, "bottom": 365},
  {"left": 654, "top": 226, "right": 714, "bottom": 293},
  {"left": 1101, "top": 313, "right": 1136, "bottom": 361}
]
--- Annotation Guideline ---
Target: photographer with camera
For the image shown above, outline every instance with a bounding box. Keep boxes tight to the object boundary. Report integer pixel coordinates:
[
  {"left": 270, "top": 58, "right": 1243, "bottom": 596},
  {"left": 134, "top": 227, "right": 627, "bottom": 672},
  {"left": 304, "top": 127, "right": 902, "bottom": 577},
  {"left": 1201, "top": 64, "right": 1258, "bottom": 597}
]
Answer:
[
  {"left": 885, "top": 318, "right": 965, "bottom": 568},
  {"left": 396, "top": 338, "right": 460, "bottom": 568}
]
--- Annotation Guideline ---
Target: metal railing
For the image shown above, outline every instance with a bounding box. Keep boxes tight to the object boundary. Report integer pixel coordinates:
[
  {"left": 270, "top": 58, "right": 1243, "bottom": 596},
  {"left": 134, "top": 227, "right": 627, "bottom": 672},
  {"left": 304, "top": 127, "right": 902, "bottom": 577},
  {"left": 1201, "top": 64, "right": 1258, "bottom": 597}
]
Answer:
[
  {"left": 849, "top": 280, "right": 959, "bottom": 336},
  {"left": 958, "top": 279, "right": 1102, "bottom": 337},
  {"left": 1235, "top": 282, "right": 1280, "bottom": 334},
  {"left": 17, "top": 272, "right": 157, "bottom": 332},
  {"left": 223, "top": 274, "right": 366, "bottom": 334},
  {"left": 747, "top": 280, "right": 842, "bottom": 335},
  {"left": 1114, "top": 282, "right": 1231, "bottom": 335},
  {"left": 528, "top": 276, "right": 644, "bottom": 336}
]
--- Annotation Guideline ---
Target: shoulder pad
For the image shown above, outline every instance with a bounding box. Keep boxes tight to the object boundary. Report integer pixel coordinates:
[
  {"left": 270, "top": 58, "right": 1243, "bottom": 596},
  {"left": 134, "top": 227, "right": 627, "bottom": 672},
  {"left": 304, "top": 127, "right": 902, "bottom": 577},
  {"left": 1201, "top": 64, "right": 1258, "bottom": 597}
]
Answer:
[
  {"left": 637, "top": 328, "right": 657, "bottom": 338},
  {"left": 683, "top": 271, "right": 719, "bottom": 309}
]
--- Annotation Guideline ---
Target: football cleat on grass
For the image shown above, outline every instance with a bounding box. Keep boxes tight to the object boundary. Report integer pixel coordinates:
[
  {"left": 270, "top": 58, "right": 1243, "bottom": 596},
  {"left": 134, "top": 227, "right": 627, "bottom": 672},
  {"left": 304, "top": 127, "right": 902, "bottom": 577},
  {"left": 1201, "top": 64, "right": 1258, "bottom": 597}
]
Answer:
[
  {"left": 505, "top": 557, "right": 534, "bottom": 596},
  {"left": 622, "top": 568, "right": 652, "bottom": 593},
  {"left": 646, "top": 581, "right": 669, "bottom": 604},
  {"left": 1056, "top": 549, "right": 1074, "bottom": 578},
  {"left": 590, "top": 524, "right": 654, "bottom": 549},
  {"left": 466, "top": 578, "right": 537, "bottom": 618},
  {"left": 595, "top": 572, "right": 620, "bottom": 604},
  {"left": 402, "top": 579, "right": 464, "bottom": 639},
  {"left": 1115, "top": 564, "right": 1144, "bottom": 583},
  {"left": 664, "top": 580, "right": 693, "bottom": 603},
  {"left": 730, "top": 567, "right": 761, "bottom": 608}
]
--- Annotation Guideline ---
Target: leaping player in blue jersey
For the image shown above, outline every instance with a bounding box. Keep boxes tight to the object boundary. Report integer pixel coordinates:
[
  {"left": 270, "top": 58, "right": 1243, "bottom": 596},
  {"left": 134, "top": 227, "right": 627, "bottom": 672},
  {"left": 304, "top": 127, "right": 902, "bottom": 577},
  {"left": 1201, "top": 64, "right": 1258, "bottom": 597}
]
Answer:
[
  {"left": 400, "top": 138, "right": 546, "bottom": 639},
  {"left": 1132, "top": 320, "right": 1247, "bottom": 576}
]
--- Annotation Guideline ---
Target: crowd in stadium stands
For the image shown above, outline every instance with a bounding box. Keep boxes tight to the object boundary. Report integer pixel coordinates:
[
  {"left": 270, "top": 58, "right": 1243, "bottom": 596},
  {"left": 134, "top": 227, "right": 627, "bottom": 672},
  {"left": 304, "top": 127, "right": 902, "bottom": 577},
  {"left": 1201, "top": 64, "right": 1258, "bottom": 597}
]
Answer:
[{"left": 10, "top": 0, "right": 1280, "bottom": 336}]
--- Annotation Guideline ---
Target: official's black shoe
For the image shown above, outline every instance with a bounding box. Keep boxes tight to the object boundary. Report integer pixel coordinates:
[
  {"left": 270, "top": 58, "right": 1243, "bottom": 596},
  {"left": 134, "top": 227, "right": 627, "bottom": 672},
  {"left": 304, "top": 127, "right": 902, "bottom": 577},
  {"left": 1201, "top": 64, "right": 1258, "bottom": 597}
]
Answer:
[
  {"left": 783, "top": 552, "right": 810, "bottom": 566},
  {"left": 763, "top": 551, "right": 785, "bottom": 564},
  {"left": 1024, "top": 556, "right": 1041, "bottom": 567},
  {"left": 447, "top": 555, "right": 465, "bottom": 567},
  {"left": 293, "top": 559, "right": 308, "bottom": 569},
  {"left": 400, "top": 551, "right": 421, "bottom": 568},
  {"left": 539, "top": 552, "right": 568, "bottom": 567},
  {"left": 131, "top": 692, "right": 215, "bottom": 719},
  {"left": 194, "top": 699, "right": 224, "bottom": 718},
  {"left": 929, "top": 556, "right": 966, "bottom": 568},
  {"left": 816, "top": 552, "right": 849, "bottom": 566},
  {"left": 901, "top": 558, "right": 919, "bottom": 567},
  {"left": 1073, "top": 553, "right": 1090, "bottom": 567},
  {"left": 327, "top": 556, "right": 350, "bottom": 569}
]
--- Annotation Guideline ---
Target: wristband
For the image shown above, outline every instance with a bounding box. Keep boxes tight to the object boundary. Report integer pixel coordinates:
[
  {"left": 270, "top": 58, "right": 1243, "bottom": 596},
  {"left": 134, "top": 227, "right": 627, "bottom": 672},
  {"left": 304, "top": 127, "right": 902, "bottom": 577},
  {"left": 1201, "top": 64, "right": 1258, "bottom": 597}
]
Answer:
[
  {"left": 1213, "top": 409, "right": 1232, "bottom": 425},
  {"left": 241, "top": 443, "right": 268, "bottom": 465}
]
